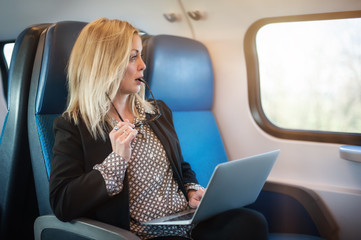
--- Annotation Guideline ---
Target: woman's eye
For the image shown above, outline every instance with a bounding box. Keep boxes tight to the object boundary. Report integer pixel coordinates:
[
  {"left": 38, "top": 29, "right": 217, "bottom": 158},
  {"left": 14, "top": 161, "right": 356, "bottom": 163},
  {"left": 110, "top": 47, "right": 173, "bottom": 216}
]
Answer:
[{"left": 130, "top": 55, "right": 137, "bottom": 61}]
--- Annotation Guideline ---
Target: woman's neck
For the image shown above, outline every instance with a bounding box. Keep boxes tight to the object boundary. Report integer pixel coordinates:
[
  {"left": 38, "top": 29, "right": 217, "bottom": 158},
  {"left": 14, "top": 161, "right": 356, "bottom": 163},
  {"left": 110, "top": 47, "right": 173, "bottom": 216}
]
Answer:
[{"left": 110, "top": 94, "right": 134, "bottom": 123}]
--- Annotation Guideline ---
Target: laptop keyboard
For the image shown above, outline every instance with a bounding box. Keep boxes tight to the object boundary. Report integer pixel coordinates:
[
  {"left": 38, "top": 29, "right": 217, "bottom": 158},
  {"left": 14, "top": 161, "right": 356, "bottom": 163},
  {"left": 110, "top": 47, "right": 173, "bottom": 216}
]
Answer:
[{"left": 167, "top": 212, "right": 195, "bottom": 222}]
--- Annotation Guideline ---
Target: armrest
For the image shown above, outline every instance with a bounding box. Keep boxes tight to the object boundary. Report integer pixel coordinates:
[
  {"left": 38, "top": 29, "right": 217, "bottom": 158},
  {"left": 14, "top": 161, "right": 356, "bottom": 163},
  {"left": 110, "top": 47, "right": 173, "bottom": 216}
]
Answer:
[
  {"left": 339, "top": 145, "right": 361, "bottom": 163},
  {"left": 262, "top": 181, "right": 339, "bottom": 240},
  {"left": 34, "top": 215, "right": 141, "bottom": 240}
]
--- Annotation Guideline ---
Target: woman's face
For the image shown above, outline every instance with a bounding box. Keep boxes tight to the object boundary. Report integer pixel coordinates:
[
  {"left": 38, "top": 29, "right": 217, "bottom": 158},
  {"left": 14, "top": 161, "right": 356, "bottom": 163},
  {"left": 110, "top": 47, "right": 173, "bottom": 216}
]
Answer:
[{"left": 119, "top": 34, "right": 146, "bottom": 95}]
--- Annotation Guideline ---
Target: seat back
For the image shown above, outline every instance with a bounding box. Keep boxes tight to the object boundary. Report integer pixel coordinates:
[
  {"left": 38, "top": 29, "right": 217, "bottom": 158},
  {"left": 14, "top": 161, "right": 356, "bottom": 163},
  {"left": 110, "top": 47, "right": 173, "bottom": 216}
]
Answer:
[
  {"left": 28, "top": 21, "right": 87, "bottom": 215},
  {"left": 0, "top": 24, "right": 49, "bottom": 240},
  {"left": 143, "top": 35, "right": 228, "bottom": 187}
]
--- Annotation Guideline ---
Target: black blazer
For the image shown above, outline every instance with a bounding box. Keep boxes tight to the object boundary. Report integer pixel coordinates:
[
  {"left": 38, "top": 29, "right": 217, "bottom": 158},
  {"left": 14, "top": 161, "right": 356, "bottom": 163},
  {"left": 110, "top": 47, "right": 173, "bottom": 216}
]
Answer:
[{"left": 49, "top": 100, "right": 198, "bottom": 230}]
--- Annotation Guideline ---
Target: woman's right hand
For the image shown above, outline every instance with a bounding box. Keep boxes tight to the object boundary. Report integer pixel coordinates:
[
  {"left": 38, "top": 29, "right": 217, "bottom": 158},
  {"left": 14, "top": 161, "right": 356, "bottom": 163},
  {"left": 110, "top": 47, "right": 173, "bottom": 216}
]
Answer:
[{"left": 109, "top": 120, "right": 138, "bottom": 162}]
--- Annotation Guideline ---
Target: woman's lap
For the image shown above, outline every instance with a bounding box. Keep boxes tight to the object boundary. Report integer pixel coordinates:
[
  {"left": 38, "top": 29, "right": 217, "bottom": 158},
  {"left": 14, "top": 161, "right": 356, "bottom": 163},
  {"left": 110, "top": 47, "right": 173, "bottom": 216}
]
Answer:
[{"left": 149, "top": 208, "right": 268, "bottom": 240}]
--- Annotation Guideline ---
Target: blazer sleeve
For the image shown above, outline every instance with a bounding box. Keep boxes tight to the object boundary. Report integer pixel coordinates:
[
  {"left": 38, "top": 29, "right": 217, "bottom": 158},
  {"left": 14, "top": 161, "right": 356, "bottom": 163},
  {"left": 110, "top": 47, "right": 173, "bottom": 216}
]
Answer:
[{"left": 49, "top": 115, "right": 112, "bottom": 221}]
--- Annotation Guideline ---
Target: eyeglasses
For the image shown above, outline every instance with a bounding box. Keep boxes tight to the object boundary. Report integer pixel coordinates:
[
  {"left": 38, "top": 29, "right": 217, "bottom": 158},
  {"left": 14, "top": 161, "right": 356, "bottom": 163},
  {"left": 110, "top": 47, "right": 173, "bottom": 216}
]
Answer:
[{"left": 134, "top": 78, "right": 161, "bottom": 127}]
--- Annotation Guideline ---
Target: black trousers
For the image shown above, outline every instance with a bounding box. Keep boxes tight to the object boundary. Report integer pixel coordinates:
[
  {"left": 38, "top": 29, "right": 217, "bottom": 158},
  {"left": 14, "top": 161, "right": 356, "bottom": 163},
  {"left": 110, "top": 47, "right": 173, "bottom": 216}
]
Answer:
[{"left": 149, "top": 208, "right": 268, "bottom": 240}]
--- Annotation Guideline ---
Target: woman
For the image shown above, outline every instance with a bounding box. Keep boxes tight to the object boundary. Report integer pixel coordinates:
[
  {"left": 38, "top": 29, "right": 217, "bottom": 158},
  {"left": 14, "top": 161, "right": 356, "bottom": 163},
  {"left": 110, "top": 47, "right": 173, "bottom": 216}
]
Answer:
[{"left": 50, "top": 18, "right": 268, "bottom": 240}]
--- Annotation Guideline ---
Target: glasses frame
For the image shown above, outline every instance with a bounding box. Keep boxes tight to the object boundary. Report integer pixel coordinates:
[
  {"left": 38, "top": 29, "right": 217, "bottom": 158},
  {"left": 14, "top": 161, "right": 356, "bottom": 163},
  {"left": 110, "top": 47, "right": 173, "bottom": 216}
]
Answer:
[{"left": 134, "top": 78, "right": 161, "bottom": 128}]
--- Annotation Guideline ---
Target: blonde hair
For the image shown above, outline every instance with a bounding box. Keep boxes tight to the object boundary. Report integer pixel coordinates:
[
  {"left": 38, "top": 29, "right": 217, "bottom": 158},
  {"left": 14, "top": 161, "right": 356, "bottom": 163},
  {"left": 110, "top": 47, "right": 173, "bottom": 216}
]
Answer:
[{"left": 65, "top": 18, "right": 153, "bottom": 140}]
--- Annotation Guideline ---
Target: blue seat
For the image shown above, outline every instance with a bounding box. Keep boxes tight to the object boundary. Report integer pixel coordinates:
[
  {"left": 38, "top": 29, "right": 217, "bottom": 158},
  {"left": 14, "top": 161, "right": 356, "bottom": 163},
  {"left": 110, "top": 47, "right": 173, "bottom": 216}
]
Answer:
[
  {"left": 143, "top": 34, "right": 338, "bottom": 240},
  {"left": 0, "top": 24, "right": 49, "bottom": 240},
  {"left": 143, "top": 35, "right": 228, "bottom": 187},
  {"left": 28, "top": 21, "right": 140, "bottom": 240}
]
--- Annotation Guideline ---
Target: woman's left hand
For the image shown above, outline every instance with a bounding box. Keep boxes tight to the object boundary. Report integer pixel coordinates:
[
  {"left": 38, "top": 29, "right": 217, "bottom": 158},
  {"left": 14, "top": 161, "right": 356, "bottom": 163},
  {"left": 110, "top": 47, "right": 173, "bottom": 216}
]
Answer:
[{"left": 188, "top": 189, "right": 205, "bottom": 208}]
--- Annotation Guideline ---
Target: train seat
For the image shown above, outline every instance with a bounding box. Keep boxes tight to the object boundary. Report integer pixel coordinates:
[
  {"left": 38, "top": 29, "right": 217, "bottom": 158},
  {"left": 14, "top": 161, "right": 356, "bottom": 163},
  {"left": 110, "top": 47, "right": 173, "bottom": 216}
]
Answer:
[
  {"left": 0, "top": 24, "right": 49, "bottom": 240},
  {"left": 28, "top": 21, "right": 140, "bottom": 240},
  {"left": 143, "top": 34, "right": 338, "bottom": 240},
  {"left": 143, "top": 34, "right": 228, "bottom": 187}
]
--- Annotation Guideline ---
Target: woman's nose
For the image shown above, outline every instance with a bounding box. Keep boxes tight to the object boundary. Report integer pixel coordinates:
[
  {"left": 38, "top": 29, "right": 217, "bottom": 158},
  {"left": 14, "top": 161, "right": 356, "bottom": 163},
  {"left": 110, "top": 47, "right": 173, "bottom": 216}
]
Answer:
[{"left": 139, "top": 57, "right": 146, "bottom": 71}]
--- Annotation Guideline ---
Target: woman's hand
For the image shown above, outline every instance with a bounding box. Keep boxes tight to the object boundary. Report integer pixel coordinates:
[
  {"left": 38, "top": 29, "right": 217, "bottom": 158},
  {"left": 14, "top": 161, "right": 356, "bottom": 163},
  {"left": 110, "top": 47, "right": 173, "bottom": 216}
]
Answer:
[
  {"left": 188, "top": 189, "right": 205, "bottom": 208},
  {"left": 109, "top": 120, "right": 138, "bottom": 162}
]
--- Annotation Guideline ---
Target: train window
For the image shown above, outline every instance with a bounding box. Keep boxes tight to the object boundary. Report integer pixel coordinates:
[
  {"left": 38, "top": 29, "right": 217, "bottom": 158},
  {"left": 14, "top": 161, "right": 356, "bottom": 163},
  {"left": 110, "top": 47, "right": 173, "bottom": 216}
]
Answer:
[
  {"left": 245, "top": 11, "right": 361, "bottom": 144},
  {"left": 0, "top": 42, "right": 14, "bottom": 98},
  {"left": 3, "top": 42, "right": 14, "bottom": 68},
  {"left": 0, "top": 42, "right": 12, "bottom": 132}
]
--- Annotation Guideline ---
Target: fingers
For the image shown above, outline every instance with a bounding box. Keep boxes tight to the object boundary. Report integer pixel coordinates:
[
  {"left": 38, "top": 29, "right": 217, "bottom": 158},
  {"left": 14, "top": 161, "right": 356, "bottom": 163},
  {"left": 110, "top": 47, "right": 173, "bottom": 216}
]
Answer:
[
  {"left": 193, "top": 189, "right": 205, "bottom": 199},
  {"left": 121, "top": 127, "right": 137, "bottom": 143},
  {"left": 112, "top": 120, "right": 135, "bottom": 132},
  {"left": 109, "top": 120, "right": 138, "bottom": 161},
  {"left": 111, "top": 121, "right": 134, "bottom": 136},
  {"left": 188, "top": 189, "right": 205, "bottom": 208},
  {"left": 112, "top": 123, "right": 137, "bottom": 143},
  {"left": 189, "top": 197, "right": 201, "bottom": 208}
]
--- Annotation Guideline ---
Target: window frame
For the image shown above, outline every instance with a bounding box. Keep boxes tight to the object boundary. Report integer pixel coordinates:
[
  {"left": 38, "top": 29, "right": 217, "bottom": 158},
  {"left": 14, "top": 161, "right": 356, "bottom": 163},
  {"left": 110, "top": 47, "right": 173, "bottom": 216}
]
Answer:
[{"left": 244, "top": 10, "right": 361, "bottom": 145}]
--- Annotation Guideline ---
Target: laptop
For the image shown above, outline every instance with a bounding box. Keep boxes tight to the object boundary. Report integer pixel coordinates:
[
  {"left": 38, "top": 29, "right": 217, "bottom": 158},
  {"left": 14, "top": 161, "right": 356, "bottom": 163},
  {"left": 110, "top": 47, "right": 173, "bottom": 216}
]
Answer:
[{"left": 142, "top": 149, "right": 280, "bottom": 225}]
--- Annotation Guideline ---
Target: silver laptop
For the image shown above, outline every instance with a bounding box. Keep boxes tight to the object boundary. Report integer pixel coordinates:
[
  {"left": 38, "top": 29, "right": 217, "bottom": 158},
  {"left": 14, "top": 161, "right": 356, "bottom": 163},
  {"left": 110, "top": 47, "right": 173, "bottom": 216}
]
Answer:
[{"left": 142, "top": 149, "right": 280, "bottom": 225}]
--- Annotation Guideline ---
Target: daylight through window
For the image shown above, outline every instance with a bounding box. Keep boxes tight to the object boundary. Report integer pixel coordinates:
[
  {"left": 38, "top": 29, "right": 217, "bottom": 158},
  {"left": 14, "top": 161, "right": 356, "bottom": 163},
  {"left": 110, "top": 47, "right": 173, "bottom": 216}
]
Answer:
[
  {"left": 3, "top": 43, "right": 14, "bottom": 68},
  {"left": 256, "top": 18, "right": 361, "bottom": 134}
]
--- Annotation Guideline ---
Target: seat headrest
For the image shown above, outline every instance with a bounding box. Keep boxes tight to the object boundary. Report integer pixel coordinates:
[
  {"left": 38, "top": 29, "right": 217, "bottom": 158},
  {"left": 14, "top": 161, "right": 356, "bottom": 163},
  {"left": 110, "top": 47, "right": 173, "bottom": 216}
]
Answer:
[
  {"left": 35, "top": 21, "right": 87, "bottom": 114},
  {"left": 144, "top": 35, "right": 214, "bottom": 111},
  {"left": 7, "top": 24, "right": 50, "bottom": 110}
]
